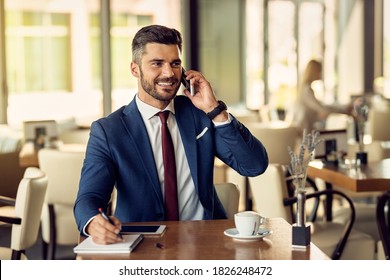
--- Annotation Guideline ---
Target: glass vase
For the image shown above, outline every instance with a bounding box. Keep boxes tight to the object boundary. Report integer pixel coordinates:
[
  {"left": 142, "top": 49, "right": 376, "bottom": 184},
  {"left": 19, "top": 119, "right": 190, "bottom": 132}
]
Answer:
[
  {"left": 292, "top": 188, "right": 311, "bottom": 248},
  {"left": 296, "top": 190, "right": 306, "bottom": 227}
]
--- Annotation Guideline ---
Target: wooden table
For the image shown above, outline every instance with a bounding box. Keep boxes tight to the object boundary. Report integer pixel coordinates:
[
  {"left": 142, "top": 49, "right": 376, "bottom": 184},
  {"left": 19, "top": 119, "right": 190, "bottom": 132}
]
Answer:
[
  {"left": 307, "top": 159, "right": 390, "bottom": 220},
  {"left": 76, "top": 218, "right": 330, "bottom": 260},
  {"left": 308, "top": 159, "right": 390, "bottom": 192},
  {"left": 19, "top": 142, "right": 40, "bottom": 167}
]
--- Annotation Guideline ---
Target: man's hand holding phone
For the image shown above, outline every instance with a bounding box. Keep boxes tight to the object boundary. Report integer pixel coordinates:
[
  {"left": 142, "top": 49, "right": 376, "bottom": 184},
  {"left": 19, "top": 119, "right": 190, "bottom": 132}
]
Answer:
[{"left": 182, "top": 68, "right": 228, "bottom": 122}]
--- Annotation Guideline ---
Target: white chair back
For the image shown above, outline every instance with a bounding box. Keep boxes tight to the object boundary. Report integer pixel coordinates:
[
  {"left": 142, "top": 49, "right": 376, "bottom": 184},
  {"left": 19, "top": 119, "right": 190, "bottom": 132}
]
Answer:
[
  {"left": 37, "top": 148, "right": 85, "bottom": 259},
  {"left": 235, "top": 113, "right": 260, "bottom": 126},
  {"left": 248, "top": 164, "right": 292, "bottom": 222},
  {"left": 0, "top": 167, "right": 48, "bottom": 259},
  {"left": 214, "top": 183, "right": 240, "bottom": 219},
  {"left": 12, "top": 167, "right": 48, "bottom": 252},
  {"left": 226, "top": 123, "right": 298, "bottom": 212},
  {"left": 246, "top": 123, "right": 298, "bottom": 166},
  {"left": 38, "top": 149, "right": 84, "bottom": 205},
  {"left": 369, "top": 108, "right": 390, "bottom": 141},
  {"left": 58, "top": 128, "right": 90, "bottom": 145}
]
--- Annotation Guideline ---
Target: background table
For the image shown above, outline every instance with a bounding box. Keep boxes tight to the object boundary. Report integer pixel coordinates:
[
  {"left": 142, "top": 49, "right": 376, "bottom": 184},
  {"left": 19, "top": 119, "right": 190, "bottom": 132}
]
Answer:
[
  {"left": 307, "top": 159, "right": 390, "bottom": 220},
  {"left": 19, "top": 142, "right": 86, "bottom": 167},
  {"left": 76, "top": 218, "right": 330, "bottom": 260},
  {"left": 308, "top": 159, "right": 390, "bottom": 192}
]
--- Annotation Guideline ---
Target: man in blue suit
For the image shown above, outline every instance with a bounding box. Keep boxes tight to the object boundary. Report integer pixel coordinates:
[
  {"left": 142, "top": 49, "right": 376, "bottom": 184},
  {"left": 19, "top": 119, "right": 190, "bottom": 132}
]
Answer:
[{"left": 74, "top": 25, "right": 268, "bottom": 244}]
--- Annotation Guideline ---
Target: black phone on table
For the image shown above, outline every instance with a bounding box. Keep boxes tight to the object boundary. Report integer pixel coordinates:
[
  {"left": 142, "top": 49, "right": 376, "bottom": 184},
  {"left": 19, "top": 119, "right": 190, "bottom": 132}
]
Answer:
[{"left": 120, "top": 225, "right": 166, "bottom": 236}]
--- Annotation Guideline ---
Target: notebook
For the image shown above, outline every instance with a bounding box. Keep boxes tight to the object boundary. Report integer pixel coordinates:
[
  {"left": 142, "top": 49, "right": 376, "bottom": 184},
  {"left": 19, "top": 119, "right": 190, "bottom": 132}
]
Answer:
[{"left": 73, "top": 234, "right": 143, "bottom": 254}]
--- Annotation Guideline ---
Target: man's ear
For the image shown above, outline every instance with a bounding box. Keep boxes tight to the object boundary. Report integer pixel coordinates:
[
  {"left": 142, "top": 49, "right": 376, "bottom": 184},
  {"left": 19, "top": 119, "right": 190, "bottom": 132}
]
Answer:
[{"left": 130, "top": 61, "right": 140, "bottom": 78}]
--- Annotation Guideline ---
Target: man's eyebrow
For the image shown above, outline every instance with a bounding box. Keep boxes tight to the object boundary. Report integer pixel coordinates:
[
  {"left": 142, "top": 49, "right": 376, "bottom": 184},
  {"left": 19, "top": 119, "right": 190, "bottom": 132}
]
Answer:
[
  {"left": 148, "top": 58, "right": 164, "bottom": 63},
  {"left": 148, "top": 58, "right": 182, "bottom": 64}
]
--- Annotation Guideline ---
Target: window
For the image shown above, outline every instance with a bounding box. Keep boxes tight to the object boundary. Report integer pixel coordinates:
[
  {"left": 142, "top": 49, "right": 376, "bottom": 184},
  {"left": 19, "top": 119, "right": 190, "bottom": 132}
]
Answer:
[
  {"left": 298, "top": 1, "right": 325, "bottom": 75},
  {"left": 5, "top": 0, "right": 100, "bottom": 126},
  {"left": 110, "top": 13, "right": 153, "bottom": 110},
  {"left": 4, "top": 0, "right": 181, "bottom": 128},
  {"left": 245, "top": 0, "right": 334, "bottom": 119},
  {"left": 267, "top": 0, "right": 297, "bottom": 116},
  {"left": 383, "top": 0, "right": 390, "bottom": 98},
  {"left": 6, "top": 11, "right": 71, "bottom": 92},
  {"left": 245, "top": 0, "right": 264, "bottom": 110}
]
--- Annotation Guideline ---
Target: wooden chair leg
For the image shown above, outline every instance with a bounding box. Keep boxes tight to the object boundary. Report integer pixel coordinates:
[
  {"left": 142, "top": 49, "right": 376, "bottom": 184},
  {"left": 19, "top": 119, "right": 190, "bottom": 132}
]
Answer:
[
  {"left": 48, "top": 204, "right": 57, "bottom": 260},
  {"left": 47, "top": 240, "right": 56, "bottom": 260},
  {"left": 11, "top": 249, "right": 23, "bottom": 260},
  {"left": 42, "top": 240, "right": 48, "bottom": 259}
]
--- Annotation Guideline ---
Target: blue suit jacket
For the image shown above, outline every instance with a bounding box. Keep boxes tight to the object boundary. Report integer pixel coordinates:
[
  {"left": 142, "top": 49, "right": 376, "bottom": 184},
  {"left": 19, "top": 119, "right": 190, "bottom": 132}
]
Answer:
[{"left": 74, "top": 95, "right": 268, "bottom": 233}]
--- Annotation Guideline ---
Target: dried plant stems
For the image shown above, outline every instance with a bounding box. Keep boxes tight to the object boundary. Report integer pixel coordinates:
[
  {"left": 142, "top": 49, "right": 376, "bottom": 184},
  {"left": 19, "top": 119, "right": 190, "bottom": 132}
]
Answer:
[{"left": 288, "top": 129, "right": 321, "bottom": 193}]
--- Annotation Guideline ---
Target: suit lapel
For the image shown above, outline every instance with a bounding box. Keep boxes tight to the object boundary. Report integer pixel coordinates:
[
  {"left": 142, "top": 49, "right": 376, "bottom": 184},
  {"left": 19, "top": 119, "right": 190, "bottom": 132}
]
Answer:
[
  {"left": 120, "top": 99, "right": 162, "bottom": 202},
  {"left": 175, "top": 101, "right": 199, "bottom": 188},
  {"left": 119, "top": 97, "right": 201, "bottom": 201}
]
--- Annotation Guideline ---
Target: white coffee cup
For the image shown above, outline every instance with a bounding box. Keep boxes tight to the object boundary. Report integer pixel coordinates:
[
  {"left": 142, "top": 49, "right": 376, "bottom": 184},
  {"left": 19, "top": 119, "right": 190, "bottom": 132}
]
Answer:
[{"left": 234, "top": 211, "right": 265, "bottom": 236}]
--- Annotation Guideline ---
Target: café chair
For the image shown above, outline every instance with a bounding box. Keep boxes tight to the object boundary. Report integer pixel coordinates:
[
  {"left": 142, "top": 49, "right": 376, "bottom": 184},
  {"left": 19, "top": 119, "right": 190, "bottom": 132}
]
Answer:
[
  {"left": 249, "top": 163, "right": 376, "bottom": 260},
  {"left": 369, "top": 107, "right": 390, "bottom": 142},
  {"left": 38, "top": 148, "right": 85, "bottom": 259},
  {"left": 376, "top": 191, "right": 390, "bottom": 260},
  {"left": 214, "top": 183, "right": 240, "bottom": 219},
  {"left": 58, "top": 127, "right": 90, "bottom": 145},
  {"left": 226, "top": 123, "right": 298, "bottom": 211},
  {"left": 0, "top": 167, "right": 48, "bottom": 260},
  {"left": 0, "top": 167, "right": 45, "bottom": 225},
  {"left": 234, "top": 112, "right": 260, "bottom": 125},
  {"left": 225, "top": 168, "right": 248, "bottom": 212},
  {"left": 245, "top": 122, "right": 298, "bottom": 166}
]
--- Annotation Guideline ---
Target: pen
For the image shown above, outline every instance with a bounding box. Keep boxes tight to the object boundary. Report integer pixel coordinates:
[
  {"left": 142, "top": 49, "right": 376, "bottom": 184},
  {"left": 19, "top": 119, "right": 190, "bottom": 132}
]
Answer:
[{"left": 98, "top": 208, "right": 123, "bottom": 239}]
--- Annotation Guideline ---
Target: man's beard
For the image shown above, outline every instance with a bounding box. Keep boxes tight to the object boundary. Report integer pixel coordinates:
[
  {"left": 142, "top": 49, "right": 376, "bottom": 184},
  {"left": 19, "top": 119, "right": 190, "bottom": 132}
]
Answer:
[{"left": 139, "top": 67, "right": 181, "bottom": 102}]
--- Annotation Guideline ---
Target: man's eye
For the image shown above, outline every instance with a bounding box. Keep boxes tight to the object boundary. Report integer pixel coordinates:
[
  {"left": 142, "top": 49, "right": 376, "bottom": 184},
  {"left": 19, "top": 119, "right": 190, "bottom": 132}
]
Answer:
[
  {"left": 152, "top": 62, "right": 162, "bottom": 66},
  {"left": 172, "top": 62, "right": 181, "bottom": 68}
]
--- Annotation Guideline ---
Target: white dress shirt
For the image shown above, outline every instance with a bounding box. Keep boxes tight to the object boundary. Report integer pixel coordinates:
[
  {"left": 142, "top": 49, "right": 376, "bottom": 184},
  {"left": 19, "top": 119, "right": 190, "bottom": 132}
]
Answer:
[{"left": 136, "top": 95, "right": 204, "bottom": 220}]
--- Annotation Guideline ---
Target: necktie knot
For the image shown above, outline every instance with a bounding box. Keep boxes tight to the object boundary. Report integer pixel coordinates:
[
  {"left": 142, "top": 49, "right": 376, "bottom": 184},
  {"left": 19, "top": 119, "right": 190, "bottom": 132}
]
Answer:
[{"left": 158, "top": 111, "right": 170, "bottom": 124}]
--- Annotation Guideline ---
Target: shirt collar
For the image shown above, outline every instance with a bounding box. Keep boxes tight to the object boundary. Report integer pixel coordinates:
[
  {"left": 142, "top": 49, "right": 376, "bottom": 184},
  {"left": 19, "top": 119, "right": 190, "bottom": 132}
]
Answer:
[{"left": 136, "top": 94, "right": 176, "bottom": 121}]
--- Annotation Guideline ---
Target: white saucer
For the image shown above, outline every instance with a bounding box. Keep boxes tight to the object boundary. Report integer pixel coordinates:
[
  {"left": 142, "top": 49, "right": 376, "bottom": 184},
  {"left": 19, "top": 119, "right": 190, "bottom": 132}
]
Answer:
[{"left": 224, "top": 228, "right": 272, "bottom": 241}]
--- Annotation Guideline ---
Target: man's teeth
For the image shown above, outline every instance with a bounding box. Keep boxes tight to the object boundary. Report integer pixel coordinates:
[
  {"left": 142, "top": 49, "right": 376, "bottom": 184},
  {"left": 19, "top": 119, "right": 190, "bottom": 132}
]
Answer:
[{"left": 158, "top": 82, "right": 174, "bottom": 86}]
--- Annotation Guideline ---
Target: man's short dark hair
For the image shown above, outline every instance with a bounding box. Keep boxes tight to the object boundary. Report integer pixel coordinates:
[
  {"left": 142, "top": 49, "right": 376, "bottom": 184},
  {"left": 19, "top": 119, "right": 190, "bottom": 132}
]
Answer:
[{"left": 132, "top": 24, "right": 183, "bottom": 65}]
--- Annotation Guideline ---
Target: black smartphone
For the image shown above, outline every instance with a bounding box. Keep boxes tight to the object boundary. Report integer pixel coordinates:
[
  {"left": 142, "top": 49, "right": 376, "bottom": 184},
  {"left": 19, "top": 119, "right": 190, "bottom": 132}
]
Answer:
[
  {"left": 181, "top": 68, "right": 194, "bottom": 96},
  {"left": 120, "top": 225, "right": 166, "bottom": 236}
]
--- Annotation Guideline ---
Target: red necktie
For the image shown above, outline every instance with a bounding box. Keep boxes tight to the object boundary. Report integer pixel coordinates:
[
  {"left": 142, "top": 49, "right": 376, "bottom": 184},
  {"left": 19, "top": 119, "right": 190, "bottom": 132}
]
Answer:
[{"left": 158, "top": 111, "right": 179, "bottom": 220}]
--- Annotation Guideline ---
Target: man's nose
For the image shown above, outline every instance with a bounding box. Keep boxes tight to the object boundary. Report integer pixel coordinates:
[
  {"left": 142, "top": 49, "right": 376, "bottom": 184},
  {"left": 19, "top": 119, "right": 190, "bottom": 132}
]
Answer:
[{"left": 161, "top": 64, "right": 174, "bottom": 77}]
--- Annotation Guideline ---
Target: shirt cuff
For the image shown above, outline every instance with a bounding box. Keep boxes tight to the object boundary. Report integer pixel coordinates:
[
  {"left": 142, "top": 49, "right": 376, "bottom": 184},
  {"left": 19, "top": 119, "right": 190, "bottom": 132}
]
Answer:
[
  {"left": 213, "top": 112, "right": 232, "bottom": 126},
  {"left": 82, "top": 216, "right": 96, "bottom": 236}
]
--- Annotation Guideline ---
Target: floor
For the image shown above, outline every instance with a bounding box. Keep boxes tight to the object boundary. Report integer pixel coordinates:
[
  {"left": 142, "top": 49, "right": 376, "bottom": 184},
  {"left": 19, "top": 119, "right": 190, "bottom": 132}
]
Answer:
[{"left": 0, "top": 225, "right": 76, "bottom": 260}]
